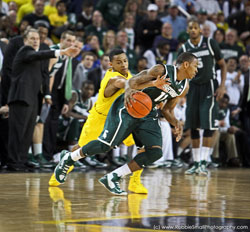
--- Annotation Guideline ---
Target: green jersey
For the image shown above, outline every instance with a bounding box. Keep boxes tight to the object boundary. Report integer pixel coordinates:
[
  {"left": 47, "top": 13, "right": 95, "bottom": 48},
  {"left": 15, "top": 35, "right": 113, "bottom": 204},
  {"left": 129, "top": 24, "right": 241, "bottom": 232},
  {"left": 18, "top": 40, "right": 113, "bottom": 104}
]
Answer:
[
  {"left": 143, "top": 65, "right": 188, "bottom": 107},
  {"left": 178, "top": 36, "right": 223, "bottom": 84}
]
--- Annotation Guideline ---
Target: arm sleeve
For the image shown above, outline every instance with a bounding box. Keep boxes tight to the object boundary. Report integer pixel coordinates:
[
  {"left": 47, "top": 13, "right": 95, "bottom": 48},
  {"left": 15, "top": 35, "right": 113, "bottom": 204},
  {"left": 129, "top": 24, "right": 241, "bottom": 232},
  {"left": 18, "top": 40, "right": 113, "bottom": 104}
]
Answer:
[{"left": 21, "top": 47, "right": 56, "bottom": 63}]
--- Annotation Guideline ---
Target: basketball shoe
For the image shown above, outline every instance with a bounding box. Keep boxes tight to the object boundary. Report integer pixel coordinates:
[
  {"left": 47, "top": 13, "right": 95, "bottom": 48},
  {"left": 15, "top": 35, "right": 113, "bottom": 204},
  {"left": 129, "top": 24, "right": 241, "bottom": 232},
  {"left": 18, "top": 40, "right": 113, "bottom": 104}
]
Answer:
[
  {"left": 99, "top": 173, "right": 127, "bottom": 195},
  {"left": 185, "top": 162, "right": 199, "bottom": 175},
  {"left": 54, "top": 150, "right": 75, "bottom": 184},
  {"left": 128, "top": 169, "right": 148, "bottom": 194},
  {"left": 197, "top": 161, "right": 209, "bottom": 176}
]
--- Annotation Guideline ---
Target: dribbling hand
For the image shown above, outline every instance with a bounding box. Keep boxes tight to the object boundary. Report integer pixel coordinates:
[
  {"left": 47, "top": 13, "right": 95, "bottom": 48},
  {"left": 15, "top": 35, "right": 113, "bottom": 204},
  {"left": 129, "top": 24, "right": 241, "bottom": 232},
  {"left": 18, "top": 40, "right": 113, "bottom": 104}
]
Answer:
[{"left": 153, "top": 74, "right": 171, "bottom": 92}]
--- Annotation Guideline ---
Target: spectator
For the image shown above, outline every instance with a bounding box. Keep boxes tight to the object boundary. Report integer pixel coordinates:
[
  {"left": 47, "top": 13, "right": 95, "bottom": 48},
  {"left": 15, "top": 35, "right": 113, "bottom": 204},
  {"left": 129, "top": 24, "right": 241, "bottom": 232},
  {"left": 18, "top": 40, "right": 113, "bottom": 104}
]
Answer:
[
  {"left": 213, "top": 28, "right": 225, "bottom": 45},
  {"left": 227, "top": 0, "right": 250, "bottom": 39},
  {"left": 155, "top": 0, "right": 168, "bottom": 19},
  {"left": 212, "top": 94, "right": 241, "bottom": 167},
  {"left": 195, "top": 0, "right": 221, "bottom": 16},
  {"left": 216, "top": 11, "right": 229, "bottom": 32},
  {"left": 43, "top": 0, "right": 57, "bottom": 17},
  {"left": 119, "top": 12, "right": 136, "bottom": 50},
  {"left": 153, "top": 22, "right": 179, "bottom": 52},
  {"left": 123, "top": 0, "right": 142, "bottom": 29},
  {"left": 22, "top": 0, "right": 50, "bottom": 28},
  {"left": 174, "top": 0, "right": 195, "bottom": 13},
  {"left": 87, "top": 54, "right": 110, "bottom": 96},
  {"left": 202, "top": 23, "right": 212, "bottom": 38},
  {"left": 77, "top": 1, "right": 94, "bottom": 28},
  {"left": 197, "top": 9, "right": 217, "bottom": 38},
  {"left": 220, "top": 29, "right": 244, "bottom": 60},
  {"left": 136, "top": 56, "right": 148, "bottom": 73},
  {"left": 137, "top": 4, "right": 162, "bottom": 52},
  {"left": 16, "top": 0, "right": 35, "bottom": 24},
  {"left": 223, "top": 0, "right": 244, "bottom": 19},
  {"left": 143, "top": 41, "right": 174, "bottom": 68},
  {"left": 96, "top": 0, "right": 126, "bottom": 31},
  {"left": 73, "top": 51, "right": 95, "bottom": 90},
  {"left": 116, "top": 30, "right": 137, "bottom": 74},
  {"left": 85, "top": 10, "right": 107, "bottom": 47},
  {"left": 161, "top": 4, "right": 187, "bottom": 39},
  {"left": 8, "top": 1, "right": 18, "bottom": 12},
  {"left": 102, "top": 30, "right": 116, "bottom": 54}
]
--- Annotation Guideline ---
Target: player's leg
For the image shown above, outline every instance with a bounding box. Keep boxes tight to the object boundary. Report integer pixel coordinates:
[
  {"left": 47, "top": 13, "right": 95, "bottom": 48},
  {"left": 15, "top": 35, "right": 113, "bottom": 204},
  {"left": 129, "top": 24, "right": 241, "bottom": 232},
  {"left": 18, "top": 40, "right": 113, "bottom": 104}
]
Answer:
[
  {"left": 198, "top": 80, "right": 219, "bottom": 176},
  {"left": 184, "top": 82, "right": 201, "bottom": 174}
]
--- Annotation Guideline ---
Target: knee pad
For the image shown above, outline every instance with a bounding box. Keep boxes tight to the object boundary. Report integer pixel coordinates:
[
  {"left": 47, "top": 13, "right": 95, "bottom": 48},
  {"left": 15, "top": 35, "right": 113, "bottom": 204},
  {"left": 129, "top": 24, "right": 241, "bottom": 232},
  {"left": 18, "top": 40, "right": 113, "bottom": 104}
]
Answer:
[
  {"left": 133, "top": 147, "right": 162, "bottom": 167},
  {"left": 203, "top": 129, "right": 214, "bottom": 137},
  {"left": 191, "top": 129, "right": 200, "bottom": 139}
]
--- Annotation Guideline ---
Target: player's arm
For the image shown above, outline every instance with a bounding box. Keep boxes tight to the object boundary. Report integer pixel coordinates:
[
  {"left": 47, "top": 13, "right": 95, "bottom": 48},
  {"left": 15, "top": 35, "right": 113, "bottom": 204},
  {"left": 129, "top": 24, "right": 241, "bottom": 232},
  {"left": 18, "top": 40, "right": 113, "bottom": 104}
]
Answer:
[
  {"left": 161, "top": 83, "right": 189, "bottom": 142},
  {"left": 216, "top": 58, "right": 227, "bottom": 101},
  {"left": 124, "top": 64, "right": 170, "bottom": 106}
]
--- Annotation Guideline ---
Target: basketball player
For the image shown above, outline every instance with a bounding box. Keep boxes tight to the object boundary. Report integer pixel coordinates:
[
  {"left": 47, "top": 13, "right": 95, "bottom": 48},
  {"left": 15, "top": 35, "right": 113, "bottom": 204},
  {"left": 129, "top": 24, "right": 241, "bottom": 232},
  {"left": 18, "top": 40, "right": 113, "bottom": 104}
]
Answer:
[
  {"left": 53, "top": 52, "right": 198, "bottom": 195},
  {"left": 177, "top": 18, "right": 226, "bottom": 176},
  {"left": 49, "top": 48, "right": 166, "bottom": 194}
]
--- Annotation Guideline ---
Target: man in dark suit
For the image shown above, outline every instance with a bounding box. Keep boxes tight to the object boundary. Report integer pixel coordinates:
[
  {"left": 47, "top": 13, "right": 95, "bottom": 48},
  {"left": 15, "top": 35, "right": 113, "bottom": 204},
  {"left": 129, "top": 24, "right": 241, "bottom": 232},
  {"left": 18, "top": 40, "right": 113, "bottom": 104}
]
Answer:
[
  {"left": 7, "top": 28, "right": 78, "bottom": 170},
  {"left": 87, "top": 54, "right": 110, "bottom": 96}
]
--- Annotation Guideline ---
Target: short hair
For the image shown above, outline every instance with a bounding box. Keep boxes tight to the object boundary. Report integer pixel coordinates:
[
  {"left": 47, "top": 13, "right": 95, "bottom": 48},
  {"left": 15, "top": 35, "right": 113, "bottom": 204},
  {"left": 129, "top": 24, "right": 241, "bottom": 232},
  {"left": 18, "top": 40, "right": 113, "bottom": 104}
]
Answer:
[
  {"left": 61, "top": 30, "right": 75, "bottom": 39},
  {"left": 81, "top": 80, "right": 94, "bottom": 88},
  {"left": 23, "top": 28, "right": 38, "bottom": 39},
  {"left": 188, "top": 17, "right": 200, "bottom": 26},
  {"left": 109, "top": 48, "right": 125, "bottom": 61},
  {"left": 223, "top": 93, "right": 230, "bottom": 101},
  {"left": 100, "top": 53, "right": 109, "bottom": 60},
  {"left": 176, "top": 52, "right": 197, "bottom": 65},
  {"left": 137, "top": 56, "right": 148, "bottom": 63},
  {"left": 82, "top": 51, "right": 95, "bottom": 60},
  {"left": 157, "top": 41, "right": 170, "bottom": 49},
  {"left": 75, "top": 36, "right": 83, "bottom": 43},
  {"left": 56, "top": 0, "right": 66, "bottom": 8}
]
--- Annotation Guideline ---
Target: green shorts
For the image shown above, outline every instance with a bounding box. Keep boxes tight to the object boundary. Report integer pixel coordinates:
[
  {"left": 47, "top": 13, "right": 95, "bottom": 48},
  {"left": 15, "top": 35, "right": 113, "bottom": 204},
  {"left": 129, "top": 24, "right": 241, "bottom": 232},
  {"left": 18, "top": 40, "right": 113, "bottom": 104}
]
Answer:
[
  {"left": 98, "top": 95, "right": 162, "bottom": 148},
  {"left": 185, "top": 79, "right": 219, "bottom": 130}
]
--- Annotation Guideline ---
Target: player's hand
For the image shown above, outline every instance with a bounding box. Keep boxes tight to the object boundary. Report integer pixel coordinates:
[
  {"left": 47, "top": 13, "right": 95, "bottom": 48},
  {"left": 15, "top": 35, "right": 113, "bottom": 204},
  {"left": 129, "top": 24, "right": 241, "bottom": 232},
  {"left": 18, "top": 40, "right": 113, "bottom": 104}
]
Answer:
[
  {"left": 173, "top": 121, "right": 183, "bottom": 142},
  {"left": 124, "top": 88, "right": 139, "bottom": 108},
  {"left": 215, "top": 85, "right": 226, "bottom": 101},
  {"left": 153, "top": 74, "right": 170, "bottom": 91}
]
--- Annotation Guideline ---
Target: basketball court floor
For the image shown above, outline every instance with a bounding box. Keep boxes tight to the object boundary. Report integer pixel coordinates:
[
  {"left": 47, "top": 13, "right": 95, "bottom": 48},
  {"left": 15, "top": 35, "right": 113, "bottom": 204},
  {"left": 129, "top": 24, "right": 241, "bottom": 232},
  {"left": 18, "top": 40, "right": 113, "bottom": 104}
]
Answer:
[{"left": 0, "top": 168, "right": 250, "bottom": 232}]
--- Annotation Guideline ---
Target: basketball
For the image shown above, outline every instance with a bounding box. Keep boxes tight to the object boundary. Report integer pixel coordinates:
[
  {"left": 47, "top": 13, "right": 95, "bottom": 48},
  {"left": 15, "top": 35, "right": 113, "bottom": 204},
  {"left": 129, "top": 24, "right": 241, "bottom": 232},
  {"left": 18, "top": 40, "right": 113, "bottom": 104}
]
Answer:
[{"left": 126, "top": 92, "right": 152, "bottom": 118}]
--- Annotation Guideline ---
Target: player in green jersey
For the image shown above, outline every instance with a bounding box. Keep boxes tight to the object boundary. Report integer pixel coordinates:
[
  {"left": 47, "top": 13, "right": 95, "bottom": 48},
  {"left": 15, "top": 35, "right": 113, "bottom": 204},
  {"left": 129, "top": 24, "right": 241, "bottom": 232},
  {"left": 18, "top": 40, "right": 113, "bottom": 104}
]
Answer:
[
  {"left": 177, "top": 18, "right": 227, "bottom": 176},
  {"left": 53, "top": 52, "right": 198, "bottom": 195}
]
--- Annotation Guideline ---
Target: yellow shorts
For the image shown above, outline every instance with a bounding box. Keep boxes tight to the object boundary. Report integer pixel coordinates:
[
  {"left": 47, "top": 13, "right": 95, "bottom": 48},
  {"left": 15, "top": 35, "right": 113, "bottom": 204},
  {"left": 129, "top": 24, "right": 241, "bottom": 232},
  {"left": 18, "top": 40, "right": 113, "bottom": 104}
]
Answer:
[{"left": 78, "top": 108, "right": 134, "bottom": 147}]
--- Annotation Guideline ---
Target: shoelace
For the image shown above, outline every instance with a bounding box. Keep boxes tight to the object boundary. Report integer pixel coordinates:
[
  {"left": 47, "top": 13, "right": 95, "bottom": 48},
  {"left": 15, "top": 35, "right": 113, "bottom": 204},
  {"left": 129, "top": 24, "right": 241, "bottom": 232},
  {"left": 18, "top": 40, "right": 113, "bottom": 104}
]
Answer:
[{"left": 61, "top": 164, "right": 70, "bottom": 175}]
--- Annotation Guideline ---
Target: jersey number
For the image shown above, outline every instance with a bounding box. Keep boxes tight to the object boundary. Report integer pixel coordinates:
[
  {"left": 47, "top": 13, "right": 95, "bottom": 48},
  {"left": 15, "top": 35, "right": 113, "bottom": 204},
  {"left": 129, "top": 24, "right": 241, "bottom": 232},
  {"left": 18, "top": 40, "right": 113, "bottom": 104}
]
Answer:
[{"left": 197, "top": 57, "right": 203, "bottom": 68}]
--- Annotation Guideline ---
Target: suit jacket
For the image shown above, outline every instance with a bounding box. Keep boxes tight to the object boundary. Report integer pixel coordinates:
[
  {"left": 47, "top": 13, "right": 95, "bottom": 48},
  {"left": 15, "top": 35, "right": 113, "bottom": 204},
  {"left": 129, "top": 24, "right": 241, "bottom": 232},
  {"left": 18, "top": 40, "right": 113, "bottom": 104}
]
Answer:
[
  {"left": 1, "top": 36, "right": 24, "bottom": 106},
  {"left": 8, "top": 45, "right": 56, "bottom": 106},
  {"left": 0, "top": 41, "right": 7, "bottom": 55},
  {"left": 87, "top": 67, "right": 102, "bottom": 95},
  {"left": 240, "top": 69, "right": 250, "bottom": 114}
]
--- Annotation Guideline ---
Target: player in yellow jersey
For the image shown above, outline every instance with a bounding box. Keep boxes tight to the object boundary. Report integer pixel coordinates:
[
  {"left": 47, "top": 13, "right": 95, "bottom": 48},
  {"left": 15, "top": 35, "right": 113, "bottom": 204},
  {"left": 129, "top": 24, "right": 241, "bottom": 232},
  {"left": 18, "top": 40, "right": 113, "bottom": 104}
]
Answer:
[{"left": 49, "top": 48, "right": 159, "bottom": 193}]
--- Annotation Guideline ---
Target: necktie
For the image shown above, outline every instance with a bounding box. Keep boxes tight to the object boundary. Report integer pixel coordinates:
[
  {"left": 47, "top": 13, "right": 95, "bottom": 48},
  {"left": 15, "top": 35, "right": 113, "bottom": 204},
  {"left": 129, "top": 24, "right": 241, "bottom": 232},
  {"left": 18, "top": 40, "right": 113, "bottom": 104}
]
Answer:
[{"left": 65, "top": 57, "right": 72, "bottom": 100}]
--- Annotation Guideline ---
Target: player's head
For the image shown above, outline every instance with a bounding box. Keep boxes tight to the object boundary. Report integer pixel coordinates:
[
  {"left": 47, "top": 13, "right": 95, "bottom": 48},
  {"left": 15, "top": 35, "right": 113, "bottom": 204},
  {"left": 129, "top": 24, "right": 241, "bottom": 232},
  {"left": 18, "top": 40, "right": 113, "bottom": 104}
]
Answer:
[
  {"left": 176, "top": 52, "right": 198, "bottom": 79},
  {"left": 187, "top": 18, "right": 201, "bottom": 40},
  {"left": 109, "top": 48, "right": 128, "bottom": 76},
  {"left": 81, "top": 80, "right": 95, "bottom": 99}
]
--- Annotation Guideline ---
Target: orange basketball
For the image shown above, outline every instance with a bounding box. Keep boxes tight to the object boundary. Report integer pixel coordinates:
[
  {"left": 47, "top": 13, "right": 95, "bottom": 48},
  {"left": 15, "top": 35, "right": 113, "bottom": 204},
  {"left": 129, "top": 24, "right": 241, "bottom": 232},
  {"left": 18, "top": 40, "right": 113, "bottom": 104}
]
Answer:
[{"left": 126, "top": 92, "right": 152, "bottom": 118}]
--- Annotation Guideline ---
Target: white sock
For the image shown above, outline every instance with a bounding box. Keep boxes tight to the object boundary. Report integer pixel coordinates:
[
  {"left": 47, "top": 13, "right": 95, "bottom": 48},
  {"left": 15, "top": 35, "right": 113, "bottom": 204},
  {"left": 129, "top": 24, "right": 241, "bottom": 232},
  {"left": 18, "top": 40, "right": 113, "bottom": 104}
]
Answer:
[
  {"left": 112, "top": 147, "right": 120, "bottom": 158},
  {"left": 192, "top": 148, "right": 200, "bottom": 162},
  {"left": 28, "top": 146, "right": 32, "bottom": 154},
  {"left": 71, "top": 148, "right": 82, "bottom": 161},
  {"left": 110, "top": 164, "right": 131, "bottom": 178},
  {"left": 120, "top": 144, "right": 127, "bottom": 156},
  {"left": 33, "top": 143, "right": 42, "bottom": 156},
  {"left": 68, "top": 145, "right": 75, "bottom": 152},
  {"left": 177, "top": 147, "right": 183, "bottom": 156},
  {"left": 201, "top": 146, "right": 210, "bottom": 161}
]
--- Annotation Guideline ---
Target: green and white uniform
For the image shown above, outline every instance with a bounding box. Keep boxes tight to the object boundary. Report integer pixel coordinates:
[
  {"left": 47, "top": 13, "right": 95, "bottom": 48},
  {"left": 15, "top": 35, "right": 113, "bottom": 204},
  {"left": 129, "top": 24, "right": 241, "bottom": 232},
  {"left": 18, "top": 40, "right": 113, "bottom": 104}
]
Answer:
[
  {"left": 57, "top": 90, "right": 92, "bottom": 142},
  {"left": 49, "top": 44, "right": 66, "bottom": 77},
  {"left": 98, "top": 65, "right": 188, "bottom": 148},
  {"left": 178, "top": 36, "right": 223, "bottom": 129}
]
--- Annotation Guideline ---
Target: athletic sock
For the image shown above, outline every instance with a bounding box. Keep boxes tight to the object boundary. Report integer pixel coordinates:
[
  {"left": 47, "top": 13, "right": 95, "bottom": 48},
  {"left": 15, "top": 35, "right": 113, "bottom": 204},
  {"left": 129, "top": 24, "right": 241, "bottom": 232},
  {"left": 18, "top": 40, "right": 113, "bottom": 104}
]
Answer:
[
  {"left": 201, "top": 146, "right": 210, "bottom": 162},
  {"left": 192, "top": 148, "right": 200, "bottom": 162},
  {"left": 110, "top": 164, "right": 132, "bottom": 178},
  {"left": 33, "top": 143, "right": 42, "bottom": 156},
  {"left": 71, "top": 148, "right": 82, "bottom": 161}
]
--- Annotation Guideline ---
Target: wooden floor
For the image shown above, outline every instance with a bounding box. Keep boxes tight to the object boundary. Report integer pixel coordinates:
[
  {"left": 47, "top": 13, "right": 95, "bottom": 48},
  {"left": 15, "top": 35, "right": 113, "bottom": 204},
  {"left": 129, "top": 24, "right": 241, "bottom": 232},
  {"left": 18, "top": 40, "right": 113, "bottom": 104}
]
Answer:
[{"left": 0, "top": 168, "right": 250, "bottom": 232}]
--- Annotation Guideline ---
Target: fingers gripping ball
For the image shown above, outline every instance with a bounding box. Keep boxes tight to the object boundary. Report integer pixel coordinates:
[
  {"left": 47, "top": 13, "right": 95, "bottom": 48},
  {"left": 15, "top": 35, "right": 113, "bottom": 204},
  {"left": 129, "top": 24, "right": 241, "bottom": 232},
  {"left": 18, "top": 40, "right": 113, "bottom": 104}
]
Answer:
[{"left": 126, "top": 92, "right": 152, "bottom": 118}]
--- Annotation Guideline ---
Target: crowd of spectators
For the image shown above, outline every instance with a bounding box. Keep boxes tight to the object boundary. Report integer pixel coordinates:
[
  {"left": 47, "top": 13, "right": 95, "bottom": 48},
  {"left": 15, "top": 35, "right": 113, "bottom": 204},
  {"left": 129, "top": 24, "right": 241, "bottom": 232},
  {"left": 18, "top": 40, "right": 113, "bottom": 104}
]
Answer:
[{"left": 0, "top": 0, "right": 250, "bottom": 171}]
